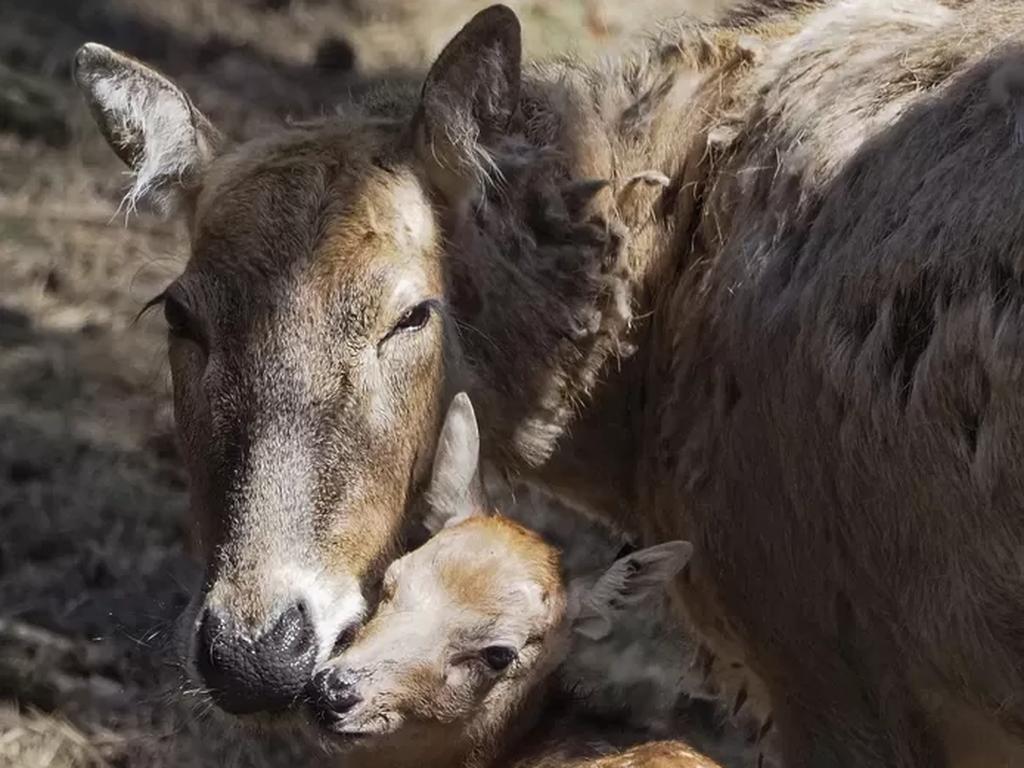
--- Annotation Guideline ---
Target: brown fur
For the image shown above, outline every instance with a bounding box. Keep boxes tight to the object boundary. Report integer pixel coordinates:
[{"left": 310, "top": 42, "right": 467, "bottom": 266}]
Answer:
[
  {"left": 75, "top": 0, "right": 1024, "bottom": 764},
  {"left": 643, "top": 3, "right": 1024, "bottom": 765}
]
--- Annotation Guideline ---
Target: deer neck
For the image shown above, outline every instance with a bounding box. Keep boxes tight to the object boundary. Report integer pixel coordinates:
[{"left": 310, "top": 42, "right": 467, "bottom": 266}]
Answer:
[{"left": 444, "top": 37, "right": 751, "bottom": 527}]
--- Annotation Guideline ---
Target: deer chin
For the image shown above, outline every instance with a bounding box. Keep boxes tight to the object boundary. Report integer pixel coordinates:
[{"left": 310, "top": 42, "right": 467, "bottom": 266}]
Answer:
[{"left": 316, "top": 705, "right": 404, "bottom": 746}]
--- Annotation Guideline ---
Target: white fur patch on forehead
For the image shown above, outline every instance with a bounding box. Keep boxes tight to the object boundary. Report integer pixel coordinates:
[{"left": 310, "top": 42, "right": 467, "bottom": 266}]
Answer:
[
  {"left": 388, "top": 273, "right": 428, "bottom": 312},
  {"left": 388, "top": 178, "right": 436, "bottom": 250}
]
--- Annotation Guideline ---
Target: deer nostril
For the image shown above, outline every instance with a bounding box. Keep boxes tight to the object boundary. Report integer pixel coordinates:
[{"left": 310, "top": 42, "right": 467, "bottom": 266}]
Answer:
[
  {"left": 266, "top": 602, "right": 316, "bottom": 657},
  {"left": 312, "top": 667, "right": 362, "bottom": 716}
]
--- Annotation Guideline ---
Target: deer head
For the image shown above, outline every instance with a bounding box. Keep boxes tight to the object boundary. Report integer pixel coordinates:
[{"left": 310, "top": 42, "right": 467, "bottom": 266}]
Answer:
[{"left": 75, "top": 3, "right": 627, "bottom": 716}]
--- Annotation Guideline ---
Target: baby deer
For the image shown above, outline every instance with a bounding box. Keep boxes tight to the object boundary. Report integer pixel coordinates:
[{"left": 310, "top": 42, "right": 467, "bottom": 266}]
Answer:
[{"left": 308, "top": 394, "right": 723, "bottom": 768}]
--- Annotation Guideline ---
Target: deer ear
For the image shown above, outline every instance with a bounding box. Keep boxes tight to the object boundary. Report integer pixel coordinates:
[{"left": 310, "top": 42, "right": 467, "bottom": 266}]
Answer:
[
  {"left": 572, "top": 541, "right": 693, "bottom": 641},
  {"left": 413, "top": 4, "right": 521, "bottom": 205},
  {"left": 73, "top": 43, "right": 222, "bottom": 215},
  {"left": 424, "top": 393, "right": 487, "bottom": 535}
]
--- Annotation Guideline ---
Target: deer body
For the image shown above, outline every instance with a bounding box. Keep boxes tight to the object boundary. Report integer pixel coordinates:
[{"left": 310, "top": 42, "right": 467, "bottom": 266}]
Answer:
[{"left": 75, "top": 0, "right": 1024, "bottom": 764}]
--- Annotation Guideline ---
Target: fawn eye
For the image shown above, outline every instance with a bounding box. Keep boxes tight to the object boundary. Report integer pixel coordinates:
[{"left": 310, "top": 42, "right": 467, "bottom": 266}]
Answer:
[{"left": 480, "top": 646, "right": 517, "bottom": 671}]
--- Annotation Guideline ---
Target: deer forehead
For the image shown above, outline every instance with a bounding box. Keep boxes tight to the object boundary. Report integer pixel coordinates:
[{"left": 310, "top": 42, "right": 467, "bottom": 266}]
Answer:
[
  {"left": 192, "top": 130, "right": 440, "bottom": 292},
  {"left": 184, "top": 176, "right": 442, "bottom": 340},
  {"left": 407, "top": 518, "right": 562, "bottom": 619},
  {"left": 317, "top": 175, "right": 439, "bottom": 268}
]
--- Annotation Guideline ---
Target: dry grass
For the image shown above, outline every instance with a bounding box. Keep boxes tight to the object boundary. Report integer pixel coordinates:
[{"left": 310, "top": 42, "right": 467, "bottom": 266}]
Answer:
[{"left": 0, "top": 707, "right": 114, "bottom": 768}]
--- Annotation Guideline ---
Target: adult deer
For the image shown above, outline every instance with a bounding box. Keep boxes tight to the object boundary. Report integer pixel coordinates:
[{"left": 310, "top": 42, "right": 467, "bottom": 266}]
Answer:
[{"left": 76, "top": 0, "right": 1024, "bottom": 764}]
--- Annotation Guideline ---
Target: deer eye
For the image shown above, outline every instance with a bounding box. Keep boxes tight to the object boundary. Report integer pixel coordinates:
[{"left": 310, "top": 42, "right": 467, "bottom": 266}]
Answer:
[
  {"left": 163, "top": 294, "right": 204, "bottom": 346},
  {"left": 391, "top": 302, "right": 432, "bottom": 336},
  {"left": 378, "top": 301, "right": 436, "bottom": 351},
  {"left": 480, "top": 646, "right": 517, "bottom": 671}
]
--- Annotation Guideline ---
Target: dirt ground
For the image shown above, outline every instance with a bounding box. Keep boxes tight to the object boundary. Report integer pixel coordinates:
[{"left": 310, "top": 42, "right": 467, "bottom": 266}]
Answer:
[{"left": 0, "top": 0, "right": 748, "bottom": 765}]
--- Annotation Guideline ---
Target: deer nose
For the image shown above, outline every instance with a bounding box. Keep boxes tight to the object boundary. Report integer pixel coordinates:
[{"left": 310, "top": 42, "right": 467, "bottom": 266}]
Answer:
[
  {"left": 195, "top": 602, "right": 317, "bottom": 714},
  {"left": 310, "top": 666, "right": 363, "bottom": 718}
]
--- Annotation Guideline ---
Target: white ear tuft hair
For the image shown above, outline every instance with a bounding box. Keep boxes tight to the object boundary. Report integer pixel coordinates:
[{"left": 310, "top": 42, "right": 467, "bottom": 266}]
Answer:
[{"left": 73, "top": 43, "right": 222, "bottom": 215}]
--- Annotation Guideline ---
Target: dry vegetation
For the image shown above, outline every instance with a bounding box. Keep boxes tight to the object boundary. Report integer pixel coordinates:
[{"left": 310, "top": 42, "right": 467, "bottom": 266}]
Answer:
[{"left": 0, "top": 0, "right": 745, "bottom": 765}]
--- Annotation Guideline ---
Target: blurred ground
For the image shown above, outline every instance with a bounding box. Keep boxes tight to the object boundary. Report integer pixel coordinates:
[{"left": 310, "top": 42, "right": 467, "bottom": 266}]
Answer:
[{"left": 0, "top": 0, "right": 747, "bottom": 765}]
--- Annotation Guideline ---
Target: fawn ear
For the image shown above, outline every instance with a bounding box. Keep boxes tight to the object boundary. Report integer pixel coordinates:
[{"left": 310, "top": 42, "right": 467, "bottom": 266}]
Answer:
[
  {"left": 413, "top": 4, "right": 521, "bottom": 206},
  {"left": 424, "top": 393, "right": 487, "bottom": 535},
  {"left": 73, "top": 43, "right": 222, "bottom": 214},
  {"left": 572, "top": 541, "right": 693, "bottom": 641}
]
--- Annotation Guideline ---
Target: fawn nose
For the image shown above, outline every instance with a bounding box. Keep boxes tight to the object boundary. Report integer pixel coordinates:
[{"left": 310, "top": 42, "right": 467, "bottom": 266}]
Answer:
[
  {"left": 311, "top": 666, "right": 363, "bottom": 718},
  {"left": 195, "top": 602, "right": 317, "bottom": 714}
]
